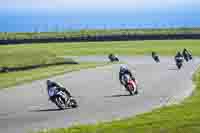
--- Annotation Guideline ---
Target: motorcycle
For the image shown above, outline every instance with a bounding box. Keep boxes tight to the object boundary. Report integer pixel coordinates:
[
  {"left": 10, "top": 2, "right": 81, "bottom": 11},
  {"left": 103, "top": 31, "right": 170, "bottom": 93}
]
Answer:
[
  {"left": 188, "top": 52, "right": 193, "bottom": 60},
  {"left": 183, "top": 54, "right": 189, "bottom": 62},
  {"left": 108, "top": 54, "right": 119, "bottom": 62},
  {"left": 122, "top": 74, "right": 138, "bottom": 95},
  {"left": 152, "top": 55, "right": 160, "bottom": 63},
  {"left": 175, "top": 57, "right": 183, "bottom": 69},
  {"left": 48, "top": 87, "right": 77, "bottom": 110}
]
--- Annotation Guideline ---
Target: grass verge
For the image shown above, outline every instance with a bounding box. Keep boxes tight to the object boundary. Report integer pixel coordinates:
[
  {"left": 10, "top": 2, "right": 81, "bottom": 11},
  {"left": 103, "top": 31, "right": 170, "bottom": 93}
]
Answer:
[
  {"left": 0, "top": 47, "right": 69, "bottom": 68},
  {"left": 1, "top": 40, "right": 200, "bottom": 57},
  {"left": 37, "top": 68, "right": 200, "bottom": 133},
  {"left": 1, "top": 39, "right": 200, "bottom": 88},
  {"left": 0, "top": 62, "right": 108, "bottom": 89}
]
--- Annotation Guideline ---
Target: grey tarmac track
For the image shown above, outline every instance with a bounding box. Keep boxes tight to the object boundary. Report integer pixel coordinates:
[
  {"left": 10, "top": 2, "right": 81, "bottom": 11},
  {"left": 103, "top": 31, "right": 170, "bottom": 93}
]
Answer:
[{"left": 0, "top": 56, "right": 199, "bottom": 133}]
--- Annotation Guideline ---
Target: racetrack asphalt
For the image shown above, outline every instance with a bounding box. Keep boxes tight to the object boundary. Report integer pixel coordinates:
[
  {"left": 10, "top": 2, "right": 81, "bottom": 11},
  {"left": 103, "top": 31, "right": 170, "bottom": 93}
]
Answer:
[{"left": 0, "top": 56, "right": 199, "bottom": 133}]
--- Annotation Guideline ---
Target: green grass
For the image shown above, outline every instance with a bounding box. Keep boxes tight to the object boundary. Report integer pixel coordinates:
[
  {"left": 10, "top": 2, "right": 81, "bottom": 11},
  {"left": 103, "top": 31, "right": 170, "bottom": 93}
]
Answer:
[
  {"left": 0, "top": 47, "right": 68, "bottom": 68},
  {"left": 0, "top": 62, "right": 108, "bottom": 89},
  {"left": 37, "top": 69, "right": 200, "bottom": 133},
  {"left": 1, "top": 40, "right": 200, "bottom": 89},
  {"left": 1, "top": 28, "right": 200, "bottom": 40},
  {"left": 1, "top": 40, "right": 200, "bottom": 58}
]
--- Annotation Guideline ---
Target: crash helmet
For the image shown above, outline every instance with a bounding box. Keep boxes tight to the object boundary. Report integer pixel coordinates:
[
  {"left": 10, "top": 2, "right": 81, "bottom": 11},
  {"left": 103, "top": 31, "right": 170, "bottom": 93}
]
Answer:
[
  {"left": 152, "top": 51, "right": 156, "bottom": 56},
  {"left": 177, "top": 51, "right": 182, "bottom": 56},
  {"left": 46, "top": 79, "right": 53, "bottom": 86},
  {"left": 120, "top": 64, "right": 128, "bottom": 72}
]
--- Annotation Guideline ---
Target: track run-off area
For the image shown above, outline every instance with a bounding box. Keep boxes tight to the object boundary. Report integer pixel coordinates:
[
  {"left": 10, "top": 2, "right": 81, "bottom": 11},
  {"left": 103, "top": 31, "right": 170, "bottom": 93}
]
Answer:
[{"left": 0, "top": 56, "right": 199, "bottom": 133}]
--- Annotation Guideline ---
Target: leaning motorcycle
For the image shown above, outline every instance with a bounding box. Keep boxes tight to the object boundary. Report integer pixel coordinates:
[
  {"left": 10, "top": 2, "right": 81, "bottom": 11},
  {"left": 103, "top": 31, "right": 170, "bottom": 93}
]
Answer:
[
  {"left": 188, "top": 52, "right": 193, "bottom": 60},
  {"left": 153, "top": 55, "right": 160, "bottom": 63},
  {"left": 48, "top": 87, "right": 77, "bottom": 110},
  {"left": 175, "top": 57, "right": 183, "bottom": 69},
  {"left": 108, "top": 54, "right": 119, "bottom": 62},
  {"left": 122, "top": 74, "right": 138, "bottom": 95},
  {"left": 183, "top": 54, "right": 189, "bottom": 62}
]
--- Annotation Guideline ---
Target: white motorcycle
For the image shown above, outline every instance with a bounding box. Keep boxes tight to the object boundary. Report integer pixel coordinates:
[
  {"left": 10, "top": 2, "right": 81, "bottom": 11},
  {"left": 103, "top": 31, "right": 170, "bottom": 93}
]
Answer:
[{"left": 48, "top": 87, "right": 77, "bottom": 110}]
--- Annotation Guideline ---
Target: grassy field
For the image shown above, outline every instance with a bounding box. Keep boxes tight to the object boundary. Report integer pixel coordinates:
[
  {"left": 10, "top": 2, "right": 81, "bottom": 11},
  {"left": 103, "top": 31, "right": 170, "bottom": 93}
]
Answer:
[
  {"left": 0, "top": 47, "right": 68, "bottom": 68},
  {"left": 38, "top": 69, "right": 200, "bottom": 133},
  {"left": 1, "top": 28, "right": 200, "bottom": 40},
  {"left": 0, "top": 43, "right": 107, "bottom": 89},
  {"left": 1, "top": 40, "right": 200, "bottom": 88},
  {"left": 1, "top": 40, "right": 200, "bottom": 58}
]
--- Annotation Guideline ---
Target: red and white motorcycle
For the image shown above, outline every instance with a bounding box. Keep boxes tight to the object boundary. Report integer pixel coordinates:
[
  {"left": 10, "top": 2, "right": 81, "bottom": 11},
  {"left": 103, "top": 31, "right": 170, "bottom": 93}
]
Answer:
[{"left": 122, "top": 74, "right": 138, "bottom": 95}]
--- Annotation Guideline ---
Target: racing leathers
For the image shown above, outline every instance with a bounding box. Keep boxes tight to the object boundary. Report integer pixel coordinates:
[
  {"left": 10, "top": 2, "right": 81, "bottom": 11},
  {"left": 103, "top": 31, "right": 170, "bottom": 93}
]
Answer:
[
  {"left": 47, "top": 80, "right": 71, "bottom": 102},
  {"left": 119, "top": 69, "right": 135, "bottom": 87}
]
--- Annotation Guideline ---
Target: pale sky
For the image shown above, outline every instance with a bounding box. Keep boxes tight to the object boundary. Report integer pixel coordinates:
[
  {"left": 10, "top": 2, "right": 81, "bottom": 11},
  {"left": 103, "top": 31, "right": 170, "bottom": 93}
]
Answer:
[{"left": 1, "top": 0, "right": 200, "bottom": 13}]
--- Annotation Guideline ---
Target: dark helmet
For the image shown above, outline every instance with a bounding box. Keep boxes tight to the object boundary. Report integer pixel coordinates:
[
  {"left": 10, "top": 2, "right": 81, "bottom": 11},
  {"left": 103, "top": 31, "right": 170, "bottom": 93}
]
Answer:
[
  {"left": 109, "top": 53, "right": 113, "bottom": 57},
  {"left": 177, "top": 51, "right": 182, "bottom": 56},
  {"left": 47, "top": 80, "right": 53, "bottom": 86},
  {"left": 152, "top": 51, "right": 156, "bottom": 56},
  {"left": 120, "top": 64, "right": 128, "bottom": 72}
]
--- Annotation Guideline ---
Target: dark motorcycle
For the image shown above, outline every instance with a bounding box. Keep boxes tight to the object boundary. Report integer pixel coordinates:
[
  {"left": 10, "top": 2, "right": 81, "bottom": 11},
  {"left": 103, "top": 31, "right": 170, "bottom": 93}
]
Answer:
[
  {"left": 175, "top": 57, "right": 184, "bottom": 69},
  {"left": 152, "top": 52, "right": 160, "bottom": 63},
  {"left": 183, "top": 54, "right": 189, "bottom": 62},
  {"left": 108, "top": 54, "right": 119, "bottom": 62},
  {"left": 122, "top": 74, "right": 138, "bottom": 95},
  {"left": 188, "top": 52, "right": 193, "bottom": 60},
  {"left": 152, "top": 55, "right": 160, "bottom": 63},
  {"left": 48, "top": 87, "right": 77, "bottom": 110}
]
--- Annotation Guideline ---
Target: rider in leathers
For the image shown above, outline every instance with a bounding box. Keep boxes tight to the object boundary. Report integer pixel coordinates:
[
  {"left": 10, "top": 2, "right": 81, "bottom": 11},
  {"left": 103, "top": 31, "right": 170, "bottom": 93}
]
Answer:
[
  {"left": 46, "top": 80, "right": 71, "bottom": 102},
  {"left": 182, "top": 48, "right": 189, "bottom": 61},
  {"left": 119, "top": 65, "right": 135, "bottom": 88},
  {"left": 175, "top": 52, "right": 184, "bottom": 62}
]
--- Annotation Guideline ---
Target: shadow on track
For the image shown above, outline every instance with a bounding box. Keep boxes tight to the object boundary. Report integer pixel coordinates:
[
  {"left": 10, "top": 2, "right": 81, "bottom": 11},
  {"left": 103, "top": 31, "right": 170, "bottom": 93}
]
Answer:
[
  {"left": 29, "top": 107, "right": 74, "bottom": 112},
  {"left": 29, "top": 108, "right": 62, "bottom": 112},
  {"left": 168, "top": 67, "right": 178, "bottom": 70},
  {"left": 104, "top": 94, "right": 132, "bottom": 98}
]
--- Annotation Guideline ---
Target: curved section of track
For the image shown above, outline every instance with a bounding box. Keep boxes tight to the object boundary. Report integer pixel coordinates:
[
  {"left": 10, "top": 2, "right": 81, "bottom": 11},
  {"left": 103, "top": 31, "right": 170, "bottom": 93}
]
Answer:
[{"left": 0, "top": 56, "right": 199, "bottom": 133}]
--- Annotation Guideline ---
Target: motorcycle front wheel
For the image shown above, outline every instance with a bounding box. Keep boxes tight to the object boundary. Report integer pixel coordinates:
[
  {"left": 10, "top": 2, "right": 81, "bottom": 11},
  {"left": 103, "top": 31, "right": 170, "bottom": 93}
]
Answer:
[{"left": 69, "top": 98, "right": 78, "bottom": 108}]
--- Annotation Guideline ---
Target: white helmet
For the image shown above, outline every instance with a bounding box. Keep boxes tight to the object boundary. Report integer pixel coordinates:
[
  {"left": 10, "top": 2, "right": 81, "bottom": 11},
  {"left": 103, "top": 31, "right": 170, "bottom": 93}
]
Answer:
[{"left": 120, "top": 64, "right": 128, "bottom": 72}]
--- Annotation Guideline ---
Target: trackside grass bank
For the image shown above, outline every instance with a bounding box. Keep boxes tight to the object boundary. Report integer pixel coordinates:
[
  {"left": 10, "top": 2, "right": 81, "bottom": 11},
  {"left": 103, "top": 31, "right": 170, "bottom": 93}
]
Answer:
[
  {"left": 0, "top": 48, "right": 70, "bottom": 68},
  {"left": 38, "top": 69, "right": 200, "bottom": 133},
  {"left": 1, "top": 40, "right": 200, "bottom": 89},
  {"left": 1, "top": 40, "right": 200, "bottom": 57},
  {"left": 0, "top": 62, "right": 108, "bottom": 89}
]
